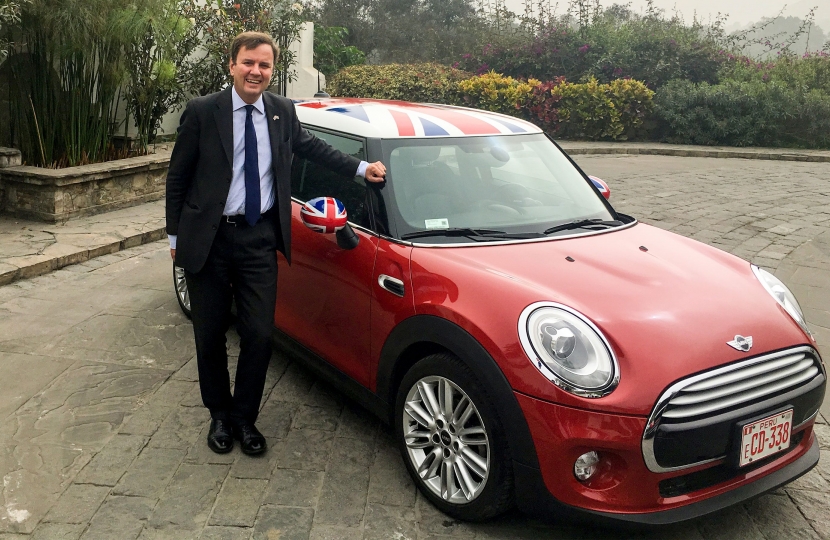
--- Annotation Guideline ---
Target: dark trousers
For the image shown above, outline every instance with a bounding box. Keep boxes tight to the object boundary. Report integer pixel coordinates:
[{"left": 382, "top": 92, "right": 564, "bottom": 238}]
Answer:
[{"left": 184, "top": 216, "right": 278, "bottom": 425}]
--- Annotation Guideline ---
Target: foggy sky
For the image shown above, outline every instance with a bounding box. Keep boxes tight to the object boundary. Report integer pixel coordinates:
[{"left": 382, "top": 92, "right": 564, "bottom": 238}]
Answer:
[{"left": 501, "top": 0, "right": 830, "bottom": 26}]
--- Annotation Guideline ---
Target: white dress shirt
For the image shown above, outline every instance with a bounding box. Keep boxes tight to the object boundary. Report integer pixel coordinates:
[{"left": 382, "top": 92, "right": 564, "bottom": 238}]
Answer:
[
  {"left": 169, "top": 88, "right": 369, "bottom": 249},
  {"left": 224, "top": 88, "right": 275, "bottom": 217}
]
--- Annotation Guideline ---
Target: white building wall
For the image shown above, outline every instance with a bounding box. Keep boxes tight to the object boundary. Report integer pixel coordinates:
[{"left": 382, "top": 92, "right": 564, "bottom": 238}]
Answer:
[{"left": 285, "top": 22, "right": 325, "bottom": 98}]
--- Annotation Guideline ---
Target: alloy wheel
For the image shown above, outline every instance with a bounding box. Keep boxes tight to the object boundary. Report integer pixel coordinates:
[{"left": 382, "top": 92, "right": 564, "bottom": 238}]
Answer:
[
  {"left": 173, "top": 264, "right": 191, "bottom": 316},
  {"left": 402, "top": 375, "right": 490, "bottom": 503}
]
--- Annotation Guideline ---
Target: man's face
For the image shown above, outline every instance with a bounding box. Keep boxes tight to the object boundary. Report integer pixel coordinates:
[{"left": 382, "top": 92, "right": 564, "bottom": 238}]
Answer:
[{"left": 229, "top": 43, "right": 274, "bottom": 104}]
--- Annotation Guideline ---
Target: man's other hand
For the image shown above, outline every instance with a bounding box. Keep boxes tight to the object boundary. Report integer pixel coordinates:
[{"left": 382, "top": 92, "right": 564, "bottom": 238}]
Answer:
[
  {"left": 364, "top": 161, "right": 386, "bottom": 183},
  {"left": 170, "top": 248, "right": 176, "bottom": 260}
]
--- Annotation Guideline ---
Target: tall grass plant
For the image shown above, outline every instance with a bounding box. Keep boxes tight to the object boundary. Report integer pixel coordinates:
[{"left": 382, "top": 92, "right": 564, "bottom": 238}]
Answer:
[{"left": 6, "top": 0, "right": 133, "bottom": 167}]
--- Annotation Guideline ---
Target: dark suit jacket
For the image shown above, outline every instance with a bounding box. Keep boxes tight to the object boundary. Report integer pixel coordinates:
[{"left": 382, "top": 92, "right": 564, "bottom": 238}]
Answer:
[{"left": 166, "top": 87, "right": 361, "bottom": 273}]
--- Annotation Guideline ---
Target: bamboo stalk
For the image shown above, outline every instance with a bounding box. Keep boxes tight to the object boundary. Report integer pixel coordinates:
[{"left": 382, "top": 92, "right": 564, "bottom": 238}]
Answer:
[{"left": 28, "top": 94, "right": 47, "bottom": 167}]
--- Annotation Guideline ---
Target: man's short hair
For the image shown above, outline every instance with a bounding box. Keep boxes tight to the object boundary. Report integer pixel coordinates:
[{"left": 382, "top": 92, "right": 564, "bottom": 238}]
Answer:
[{"left": 230, "top": 31, "right": 279, "bottom": 64}]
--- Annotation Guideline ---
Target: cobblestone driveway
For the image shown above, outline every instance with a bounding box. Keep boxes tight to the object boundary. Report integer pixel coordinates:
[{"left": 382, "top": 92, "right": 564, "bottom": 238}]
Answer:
[{"left": 0, "top": 155, "right": 828, "bottom": 539}]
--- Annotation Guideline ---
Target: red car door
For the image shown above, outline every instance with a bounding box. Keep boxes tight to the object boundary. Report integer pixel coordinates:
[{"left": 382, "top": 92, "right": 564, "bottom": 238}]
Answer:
[
  {"left": 273, "top": 129, "right": 378, "bottom": 387},
  {"left": 275, "top": 206, "right": 378, "bottom": 387},
  {"left": 369, "top": 238, "right": 415, "bottom": 390}
]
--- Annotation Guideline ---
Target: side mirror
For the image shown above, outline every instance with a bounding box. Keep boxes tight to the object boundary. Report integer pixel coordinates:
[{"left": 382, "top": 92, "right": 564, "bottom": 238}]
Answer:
[
  {"left": 588, "top": 175, "right": 611, "bottom": 200},
  {"left": 300, "top": 196, "right": 359, "bottom": 249}
]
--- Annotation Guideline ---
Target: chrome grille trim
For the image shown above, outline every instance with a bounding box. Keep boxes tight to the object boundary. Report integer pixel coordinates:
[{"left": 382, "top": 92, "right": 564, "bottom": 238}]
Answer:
[
  {"left": 663, "top": 365, "right": 819, "bottom": 419},
  {"left": 683, "top": 353, "right": 806, "bottom": 393},
  {"left": 642, "top": 346, "right": 824, "bottom": 473}
]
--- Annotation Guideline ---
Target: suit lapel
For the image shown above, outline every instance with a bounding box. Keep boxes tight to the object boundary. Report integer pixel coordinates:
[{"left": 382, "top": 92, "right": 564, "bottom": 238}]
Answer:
[
  {"left": 213, "top": 88, "right": 234, "bottom": 168},
  {"left": 263, "top": 93, "right": 281, "bottom": 165}
]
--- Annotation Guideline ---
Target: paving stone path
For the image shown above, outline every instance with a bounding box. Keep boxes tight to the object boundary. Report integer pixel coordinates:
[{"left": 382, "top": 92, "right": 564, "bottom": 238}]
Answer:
[{"left": 0, "top": 154, "right": 828, "bottom": 539}]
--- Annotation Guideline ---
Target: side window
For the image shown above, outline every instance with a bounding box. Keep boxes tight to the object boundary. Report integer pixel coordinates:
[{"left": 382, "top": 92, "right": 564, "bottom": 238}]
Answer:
[{"left": 290, "top": 128, "right": 370, "bottom": 229}]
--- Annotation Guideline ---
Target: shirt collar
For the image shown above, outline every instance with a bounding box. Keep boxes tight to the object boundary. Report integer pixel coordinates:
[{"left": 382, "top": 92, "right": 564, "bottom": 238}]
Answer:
[{"left": 231, "top": 86, "right": 265, "bottom": 115}]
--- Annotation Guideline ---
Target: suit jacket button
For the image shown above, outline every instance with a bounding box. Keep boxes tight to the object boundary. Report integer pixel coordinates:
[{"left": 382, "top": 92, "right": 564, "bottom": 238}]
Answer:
[{"left": 212, "top": 225, "right": 217, "bottom": 230}]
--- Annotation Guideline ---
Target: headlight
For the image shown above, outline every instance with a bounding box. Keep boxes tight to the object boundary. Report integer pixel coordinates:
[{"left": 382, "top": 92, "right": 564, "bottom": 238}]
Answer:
[
  {"left": 518, "top": 302, "right": 619, "bottom": 397},
  {"left": 752, "top": 265, "right": 812, "bottom": 337}
]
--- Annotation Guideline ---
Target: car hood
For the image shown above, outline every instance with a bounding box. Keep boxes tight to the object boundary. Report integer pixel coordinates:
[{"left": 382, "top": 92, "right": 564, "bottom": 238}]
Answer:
[{"left": 410, "top": 223, "right": 813, "bottom": 415}]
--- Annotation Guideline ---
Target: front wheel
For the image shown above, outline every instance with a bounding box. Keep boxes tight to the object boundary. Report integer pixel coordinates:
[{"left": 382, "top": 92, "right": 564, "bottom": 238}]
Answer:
[
  {"left": 173, "top": 263, "right": 191, "bottom": 319},
  {"left": 395, "top": 353, "right": 514, "bottom": 521}
]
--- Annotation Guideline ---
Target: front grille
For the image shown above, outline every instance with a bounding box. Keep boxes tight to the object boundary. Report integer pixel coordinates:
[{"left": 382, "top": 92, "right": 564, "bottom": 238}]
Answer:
[
  {"left": 662, "top": 350, "right": 820, "bottom": 420},
  {"left": 643, "top": 346, "right": 825, "bottom": 473}
]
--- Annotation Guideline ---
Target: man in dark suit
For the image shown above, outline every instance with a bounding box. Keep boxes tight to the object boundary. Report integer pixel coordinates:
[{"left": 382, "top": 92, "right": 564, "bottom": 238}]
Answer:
[{"left": 166, "top": 31, "right": 386, "bottom": 455}]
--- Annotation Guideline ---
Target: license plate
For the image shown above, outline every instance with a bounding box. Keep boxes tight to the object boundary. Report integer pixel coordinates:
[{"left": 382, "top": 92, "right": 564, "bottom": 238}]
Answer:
[{"left": 739, "top": 409, "right": 793, "bottom": 467}]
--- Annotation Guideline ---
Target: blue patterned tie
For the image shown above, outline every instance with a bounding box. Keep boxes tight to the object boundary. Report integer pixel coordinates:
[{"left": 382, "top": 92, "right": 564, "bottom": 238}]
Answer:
[{"left": 244, "top": 104, "right": 261, "bottom": 226}]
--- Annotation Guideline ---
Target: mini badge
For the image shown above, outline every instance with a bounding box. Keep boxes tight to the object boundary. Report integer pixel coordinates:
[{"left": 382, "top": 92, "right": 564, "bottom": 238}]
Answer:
[
  {"left": 272, "top": 115, "right": 279, "bottom": 120},
  {"left": 727, "top": 335, "right": 753, "bottom": 352}
]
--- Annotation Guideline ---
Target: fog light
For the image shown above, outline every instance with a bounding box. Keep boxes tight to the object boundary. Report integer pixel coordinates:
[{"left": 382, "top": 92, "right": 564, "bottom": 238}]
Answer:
[{"left": 574, "top": 451, "right": 600, "bottom": 481}]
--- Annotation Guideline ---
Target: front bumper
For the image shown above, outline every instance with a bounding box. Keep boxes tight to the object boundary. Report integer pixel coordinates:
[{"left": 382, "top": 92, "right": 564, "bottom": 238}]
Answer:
[
  {"left": 513, "top": 391, "right": 820, "bottom": 524},
  {"left": 515, "top": 436, "right": 818, "bottom": 525}
]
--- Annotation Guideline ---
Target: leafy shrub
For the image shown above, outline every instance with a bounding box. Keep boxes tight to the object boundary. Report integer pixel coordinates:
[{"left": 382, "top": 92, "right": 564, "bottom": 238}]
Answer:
[
  {"left": 313, "top": 26, "right": 365, "bottom": 77},
  {"left": 655, "top": 79, "right": 830, "bottom": 148},
  {"left": 603, "top": 78, "right": 657, "bottom": 139},
  {"left": 524, "top": 78, "right": 566, "bottom": 133},
  {"left": 544, "top": 78, "right": 655, "bottom": 140},
  {"left": 718, "top": 53, "right": 830, "bottom": 94},
  {"left": 456, "top": 8, "right": 723, "bottom": 90},
  {"left": 327, "top": 63, "right": 471, "bottom": 104},
  {"left": 186, "top": 0, "right": 306, "bottom": 97},
  {"left": 587, "top": 13, "right": 723, "bottom": 88},
  {"left": 457, "top": 71, "right": 540, "bottom": 116},
  {"left": 307, "top": 0, "right": 488, "bottom": 65}
]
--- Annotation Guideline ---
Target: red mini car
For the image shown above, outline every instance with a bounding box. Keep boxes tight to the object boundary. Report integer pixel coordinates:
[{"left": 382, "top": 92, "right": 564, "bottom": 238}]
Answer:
[{"left": 173, "top": 99, "right": 825, "bottom": 524}]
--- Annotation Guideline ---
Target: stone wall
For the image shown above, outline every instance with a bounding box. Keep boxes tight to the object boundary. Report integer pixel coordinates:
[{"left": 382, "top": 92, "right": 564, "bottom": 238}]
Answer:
[
  {"left": 0, "top": 148, "right": 22, "bottom": 211},
  {"left": 0, "top": 150, "right": 171, "bottom": 222}
]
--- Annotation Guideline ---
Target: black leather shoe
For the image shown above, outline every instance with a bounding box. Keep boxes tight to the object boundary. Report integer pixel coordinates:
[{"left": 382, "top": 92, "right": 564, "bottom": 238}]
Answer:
[
  {"left": 233, "top": 423, "right": 267, "bottom": 455},
  {"left": 207, "top": 418, "right": 234, "bottom": 454}
]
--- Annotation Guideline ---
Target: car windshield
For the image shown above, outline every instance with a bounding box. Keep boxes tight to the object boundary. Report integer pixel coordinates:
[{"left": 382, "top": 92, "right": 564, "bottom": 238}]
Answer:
[{"left": 381, "top": 134, "right": 617, "bottom": 243}]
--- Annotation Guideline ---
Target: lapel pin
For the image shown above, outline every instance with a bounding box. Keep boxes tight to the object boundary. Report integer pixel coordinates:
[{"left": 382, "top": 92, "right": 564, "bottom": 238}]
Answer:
[{"left": 273, "top": 115, "right": 279, "bottom": 120}]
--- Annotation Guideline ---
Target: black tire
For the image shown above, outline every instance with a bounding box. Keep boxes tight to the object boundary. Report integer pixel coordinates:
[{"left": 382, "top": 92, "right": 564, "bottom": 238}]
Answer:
[
  {"left": 173, "top": 263, "right": 191, "bottom": 319},
  {"left": 395, "top": 352, "right": 514, "bottom": 521}
]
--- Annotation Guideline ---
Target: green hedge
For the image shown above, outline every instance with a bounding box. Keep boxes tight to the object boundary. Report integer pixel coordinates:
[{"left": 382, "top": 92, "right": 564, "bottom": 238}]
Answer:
[
  {"left": 327, "top": 63, "right": 471, "bottom": 104},
  {"left": 655, "top": 79, "right": 830, "bottom": 148},
  {"left": 330, "top": 64, "right": 655, "bottom": 142},
  {"left": 328, "top": 63, "right": 830, "bottom": 148},
  {"left": 548, "top": 78, "right": 654, "bottom": 140},
  {"left": 457, "top": 71, "right": 540, "bottom": 116}
]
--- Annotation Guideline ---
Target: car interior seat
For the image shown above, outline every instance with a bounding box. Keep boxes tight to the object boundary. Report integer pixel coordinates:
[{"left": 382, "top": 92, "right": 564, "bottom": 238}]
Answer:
[{"left": 391, "top": 146, "right": 460, "bottom": 226}]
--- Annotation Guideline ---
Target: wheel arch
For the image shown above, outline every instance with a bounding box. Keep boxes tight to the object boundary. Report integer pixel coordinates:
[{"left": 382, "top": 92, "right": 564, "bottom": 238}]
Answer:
[{"left": 377, "top": 314, "right": 540, "bottom": 469}]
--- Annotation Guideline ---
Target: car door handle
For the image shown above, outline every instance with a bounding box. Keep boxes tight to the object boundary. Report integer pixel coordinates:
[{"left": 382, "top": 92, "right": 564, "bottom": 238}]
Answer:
[{"left": 378, "top": 274, "right": 405, "bottom": 297}]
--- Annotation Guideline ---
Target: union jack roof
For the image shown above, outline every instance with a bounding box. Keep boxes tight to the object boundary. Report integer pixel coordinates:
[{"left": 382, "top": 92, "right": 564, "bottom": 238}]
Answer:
[{"left": 292, "top": 98, "right": 542, "bottom": 139}]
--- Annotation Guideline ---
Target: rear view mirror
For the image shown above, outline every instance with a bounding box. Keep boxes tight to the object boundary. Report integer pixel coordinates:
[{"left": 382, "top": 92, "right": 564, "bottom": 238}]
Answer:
[
  {"left": 300, "top": 196, "right": 359, "bottom": 249},
  {"left": 588, "top": 176, "right": 611, "bottom": 200}
]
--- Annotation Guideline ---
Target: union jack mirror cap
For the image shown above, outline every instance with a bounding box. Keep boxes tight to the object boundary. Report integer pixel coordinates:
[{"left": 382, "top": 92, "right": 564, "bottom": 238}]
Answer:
[
  {"left": 588, "top": 175, "right": 611, "bottom": 200},
  {"left": 300, "top": 197, "right": 348, "bottom": 234}
]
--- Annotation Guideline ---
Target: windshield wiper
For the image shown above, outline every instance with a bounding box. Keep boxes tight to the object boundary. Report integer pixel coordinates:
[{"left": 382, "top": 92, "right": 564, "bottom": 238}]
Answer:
[
  {"left": 542, "top": 219, "right": 623, "bottom": 235},
  {"left": 400, "top": 228, "right": 519, "bottom": 241}
]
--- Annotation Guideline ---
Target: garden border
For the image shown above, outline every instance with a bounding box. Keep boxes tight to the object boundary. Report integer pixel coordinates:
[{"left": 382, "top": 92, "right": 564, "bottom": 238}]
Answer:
[
  {"left": 0, "top": 150, "right": 172, "bottom": 222},
  {"left": 559, "top": 142, "right": 830, "bottom": 163}
]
